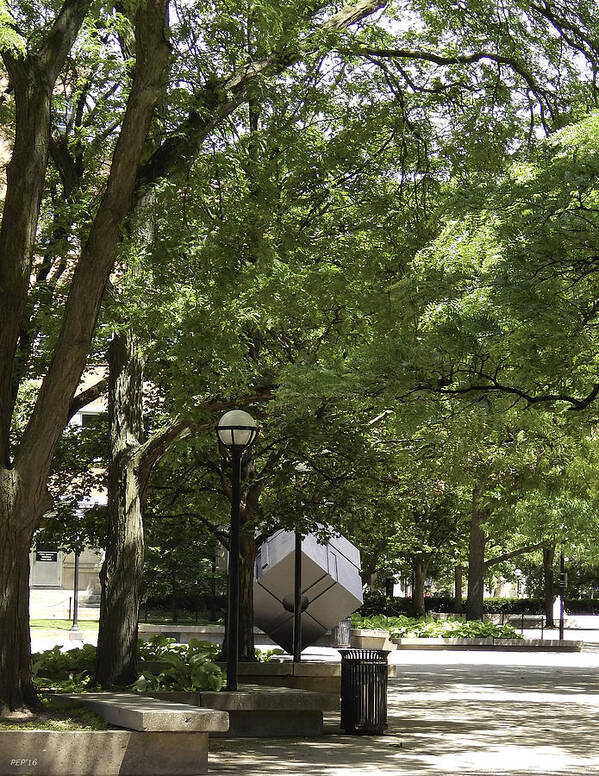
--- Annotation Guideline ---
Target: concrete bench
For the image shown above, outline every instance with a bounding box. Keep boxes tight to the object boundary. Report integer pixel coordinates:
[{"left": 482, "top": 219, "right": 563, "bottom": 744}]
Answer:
[
  {"left": 60, "top": 692, "right": 228, "bottom": 733},
  {"left": 42, "top": 692, "right": 229, "bottom": 775},
  {"left": 149, "top": 684, "right": 330, "bottom": 737}
]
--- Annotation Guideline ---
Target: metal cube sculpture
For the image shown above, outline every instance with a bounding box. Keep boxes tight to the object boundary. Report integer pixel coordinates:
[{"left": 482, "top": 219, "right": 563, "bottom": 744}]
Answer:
[{"left": 253, "top": 529, "right": 363, "bottom": 653}]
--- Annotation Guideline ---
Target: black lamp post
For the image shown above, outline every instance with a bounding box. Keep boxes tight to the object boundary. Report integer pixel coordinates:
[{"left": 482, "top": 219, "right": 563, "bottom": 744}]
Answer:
[
  {"left": 68, "top": 550, "right": 83, "bottom": 640},
  {"left": 70, "top": 506, "right": 85, "bottom": 641},
  {"left": 293, "top": 531, "right": 302, "bottom": 663},
  {"left": 216, "top": 409, "right": 258, "bottom": 692},
  {"left": 515, "top": 568, "right": 522, "bottom": 598},
  {"left": 293, "top": 463, "right": 309, "bottom": 664},
  {"left": 559, "top": 553, "right": 567, "bottom": 640}
]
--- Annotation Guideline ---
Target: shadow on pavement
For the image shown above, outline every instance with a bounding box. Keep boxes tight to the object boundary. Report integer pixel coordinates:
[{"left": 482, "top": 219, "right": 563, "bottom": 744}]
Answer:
[{"left": 208, "top": 664, "right": 599, "bottom": 775}]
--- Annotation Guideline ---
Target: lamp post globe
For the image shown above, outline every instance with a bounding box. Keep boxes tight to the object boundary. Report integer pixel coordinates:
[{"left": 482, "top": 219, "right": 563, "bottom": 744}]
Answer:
[
  {"left": 216, "top": 409, "right": 258, "bottom": 450},
  {"left": 216, "top": 409, "right": 258, "bottom": 692}
]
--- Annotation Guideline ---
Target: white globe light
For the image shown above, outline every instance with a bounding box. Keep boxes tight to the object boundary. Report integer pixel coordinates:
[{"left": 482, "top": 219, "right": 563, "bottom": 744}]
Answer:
[{"left": 216, "top": 409, "right": 257, "bottom": 448}]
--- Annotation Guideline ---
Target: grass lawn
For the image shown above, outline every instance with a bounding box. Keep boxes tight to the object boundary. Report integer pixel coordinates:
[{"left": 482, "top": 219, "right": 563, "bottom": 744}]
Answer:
[
  {"left": 0, "top": 699, "right": 107, "bottom": 730},
  {"left": 137, "top": 615, "right": 222, "bottom": 625},
  {"left": 30, "top": 619, "right": 98, "bottom": 631}
]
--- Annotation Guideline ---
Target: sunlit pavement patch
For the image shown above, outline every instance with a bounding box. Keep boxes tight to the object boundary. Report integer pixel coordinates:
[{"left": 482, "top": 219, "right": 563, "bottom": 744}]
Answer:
[{"left": 209, "top": 650, "right": 599, "bottom": 775}]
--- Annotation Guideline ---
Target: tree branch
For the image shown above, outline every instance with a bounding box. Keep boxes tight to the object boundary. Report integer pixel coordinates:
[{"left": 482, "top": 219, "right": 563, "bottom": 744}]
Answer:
[
  {"left": 136, "top": 0, "right": 386, "bottom": 192},
  {"left": 136, "top": 389, "right": 274, "bottom": 485},
  {"left": 38, "top": 0, "right": 92, "bottom": 82},
  {"left": 485, "top": 541, "right": 545, "bottom": 568},
  {"left": 16, "top": 0, "right": 170, "bottom": 484},
  {"left": 0, "top": 0, "right": 91, "bottom": 466},
  {"left": 68, "top": 377, "right": 108, "bottom": 421},
  {"left": 424, "top": 372, "right": 599, "bottom": 411},
  {"left": 355, "top": 45, "right": 554, "bottom": 117}
]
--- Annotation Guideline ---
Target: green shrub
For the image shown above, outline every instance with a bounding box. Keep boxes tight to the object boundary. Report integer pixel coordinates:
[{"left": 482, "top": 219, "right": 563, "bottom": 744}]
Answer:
[
  {"left": 32, "top": 636, "right": 225, "bottom": 694},
  {"left": 255, "top": 648, "right": 285, "bottom": 663},
  {"left": 359, "top": 592, "right": 458, "bottom": 617},
  {"left": 482, "top": 597, "right": 544, "bottom": 614},
  {"left": 360, "top": 591, "right": 599, "bottom": 620},
  {"left": 563, "top": 598, "right": 599, "bottom": 614},
  {"left": 351, "top": 614, "right": 522, "bottom": 639},
  {"left": 32, "top": 645, "right": 98, "bottom": 693},
  {"left": 132, "top": 635, "right": 224, "bottom": 693}
]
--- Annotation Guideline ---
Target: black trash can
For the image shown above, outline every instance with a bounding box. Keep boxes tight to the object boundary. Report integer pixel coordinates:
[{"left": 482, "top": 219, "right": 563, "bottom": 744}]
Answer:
[{"left": 339, "top": 649, "right": 390, "bottom": 735}]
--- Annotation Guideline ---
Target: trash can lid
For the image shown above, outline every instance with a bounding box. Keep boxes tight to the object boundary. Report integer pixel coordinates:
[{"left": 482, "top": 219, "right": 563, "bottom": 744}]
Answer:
[{"left": 338, "top": 649, "right": 390, "bottom": 662}]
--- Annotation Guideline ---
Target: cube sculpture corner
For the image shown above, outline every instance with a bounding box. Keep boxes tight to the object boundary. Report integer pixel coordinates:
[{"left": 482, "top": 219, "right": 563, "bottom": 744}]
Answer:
[{"left": 253, "top": 529, "right": 363, "bottom": 653}]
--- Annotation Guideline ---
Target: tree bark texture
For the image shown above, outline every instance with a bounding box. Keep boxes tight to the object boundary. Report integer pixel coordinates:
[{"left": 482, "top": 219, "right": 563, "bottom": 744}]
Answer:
[
  {"left": 466, "top": 488, "right": 488, "bottom": 621},
  {"left": 239, "top": 527, "right": 257, "bottom": 661},
  {"left": 0, "top": 471, "right": 40, "bottom": 714},
  {"left": 96, "top": 333, "right": 146, "bottom": 689},
  {"left": 412, "top": 558, "right": 428, "bottom": 617},
  {"left": 544, "top": 544, "right": 555, "bottom": 628},
  {"left": 15, "top": 0, "right": 170, "bottom": 481},
  {"left": 0, "top": 0, "right": 169, "bottom": 712},
  {"left": 454, "top": 565, "right": 464, "bottom": 614},
  {"left": 0, "top": 0, "right": 91, "bottom": 465},
  {"left": 221, "top": 474, "right": 261, "bottom": 662}
]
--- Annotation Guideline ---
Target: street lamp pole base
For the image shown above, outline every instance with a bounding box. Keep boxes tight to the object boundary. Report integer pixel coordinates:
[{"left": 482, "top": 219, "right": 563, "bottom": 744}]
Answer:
[{"left": 69, "top": 625, "right": 84, "bottom": 641}]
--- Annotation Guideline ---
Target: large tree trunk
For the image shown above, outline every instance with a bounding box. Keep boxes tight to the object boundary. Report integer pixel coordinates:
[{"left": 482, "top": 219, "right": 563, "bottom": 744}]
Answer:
[
  {"left": 0, "top": 0, "right": 169, "bottom": 712},
  {"left": 543, "top": 544, "right": 555, "bottom": 628},
  {"left": 0, "top": 4, "right": 90, "bottom": 713},
  {"left": 412, "top": 558, "right": 428, "bottom": 617},
  {"left": 95, "top": 333, "right": 145, "bottom": 689},
  {"left": 454, "top": 565, "right": 464, "bottom": 614},
  {"left": 466, "top": 488, "right": 488, "bottom": 621},
  {"left": 239, "top": 527, "right": 256, "bottom": 661},
  {"left": 222, "top": 475, "right": 261, "bottom": 663},
  {"left": 0, "top": 474, "right": 40, "bottom": 714},
  {"left": 0, "top": 0, "right": 91, "bottom": 465}
]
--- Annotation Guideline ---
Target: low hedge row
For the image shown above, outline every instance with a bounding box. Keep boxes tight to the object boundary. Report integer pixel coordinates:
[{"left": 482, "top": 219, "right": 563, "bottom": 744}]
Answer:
[
  {"left": 351, "top": 614, "right": 522, "bottom": 639},
  {"left": 360, "top": 591, "right": 599, "bottom": 616}
]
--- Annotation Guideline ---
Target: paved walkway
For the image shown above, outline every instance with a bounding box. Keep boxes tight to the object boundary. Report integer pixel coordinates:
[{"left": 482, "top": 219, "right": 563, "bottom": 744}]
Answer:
[
  {"left": 209, "top": 650, "right": 599, "bottom": 775},
  {"left": 29, "top": 630, "right": 599, "bottom": 774}
]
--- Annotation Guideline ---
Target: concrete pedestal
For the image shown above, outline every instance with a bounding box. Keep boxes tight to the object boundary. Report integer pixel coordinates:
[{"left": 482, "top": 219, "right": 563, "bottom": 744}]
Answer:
[{"left": 150, "top": 685, "right": 330, "bottom": 737}]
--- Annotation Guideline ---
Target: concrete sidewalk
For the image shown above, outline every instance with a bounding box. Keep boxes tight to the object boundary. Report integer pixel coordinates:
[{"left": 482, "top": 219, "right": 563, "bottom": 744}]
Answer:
[{"left": 209, "top": 650, "right": 599, "bottom": 775}]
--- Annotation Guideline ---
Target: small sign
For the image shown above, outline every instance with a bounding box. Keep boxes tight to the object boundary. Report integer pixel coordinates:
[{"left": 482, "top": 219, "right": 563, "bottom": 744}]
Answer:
[{"left": 35, "top": 551, "right": 58, "bottom": 562}]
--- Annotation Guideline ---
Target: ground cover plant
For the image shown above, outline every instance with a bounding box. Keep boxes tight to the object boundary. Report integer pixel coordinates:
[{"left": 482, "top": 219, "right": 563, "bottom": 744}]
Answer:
[
  {"left": 32, "top": 645, "right": 98, "bottom": 693},
  {"left": 0, "top": 698, "right": 107, "bottom": 730},
  {"left": 30, "top": 637, "right": 225, "bottom": 695},
  {"left": 133, "top": 636, "right": 224, "bottom": 693},
  {"left": 255, "top": 648, "right": 285, "bottom": 663},
  {"left": 352, "top": 614, "right": 522, "bottom": 639}
]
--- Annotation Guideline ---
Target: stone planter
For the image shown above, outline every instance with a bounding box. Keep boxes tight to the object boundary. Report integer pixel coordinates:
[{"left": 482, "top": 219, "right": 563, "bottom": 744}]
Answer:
[
  {"left": 215, "top": 661, "right": 398, "bottom": 700},
  {"left": 392, "top": 637, "right": 495, "bottom": 649},
  {"left": 350, "top": 628, "right": 395, "bottom": 651},
  {"left": 137, "top": 624, "right": 277, "bottom": 646},
  {"left": 5, "top": 691, "right": 230, "bottom": 776},
  {"left": 391, "top": 637, "right": 583, "bottom": 651}
]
